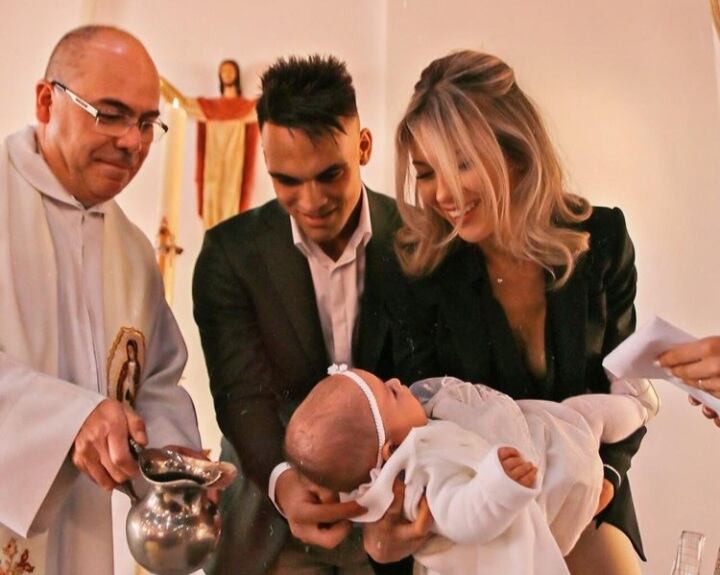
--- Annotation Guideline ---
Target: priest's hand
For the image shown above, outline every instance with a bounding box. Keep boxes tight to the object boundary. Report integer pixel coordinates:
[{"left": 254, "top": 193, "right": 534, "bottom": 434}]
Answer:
[
  {"left": 72, "top": 399, "right": 148, "bottom": 490},
  {"left": 275, "top": 467, "right": 364, "bottom": 549},
  {"left": 363, "top": 475, "right": 433, "bottom": 563}
]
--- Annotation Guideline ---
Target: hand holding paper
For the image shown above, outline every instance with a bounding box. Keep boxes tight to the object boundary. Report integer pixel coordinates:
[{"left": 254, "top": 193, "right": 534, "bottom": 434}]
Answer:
[
  {"left": 602, "top": 316, "right": 720, "bottom": 416},
  {"left": 656, "top": 337, "right": 720, "bottom": 397}
]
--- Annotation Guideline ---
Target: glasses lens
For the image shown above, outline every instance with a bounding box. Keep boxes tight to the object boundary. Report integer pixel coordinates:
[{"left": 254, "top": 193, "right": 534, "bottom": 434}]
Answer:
[
  {"left": 94, "top": 119, "right": 127, "bottom": 138},
  {"left": 93, "top": 118, "right": 166, "bottom": 143}
]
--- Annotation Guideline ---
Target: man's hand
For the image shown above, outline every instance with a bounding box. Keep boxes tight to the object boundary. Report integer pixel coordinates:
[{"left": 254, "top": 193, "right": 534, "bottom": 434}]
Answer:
[
  {"left": 72, "top": 399, "right": 147, "bottom": 490},
  {"left": 363, "top": 475, "right": 433, "bottom": 563},
  {"left": 275, "top": 467, "right": 364, "bottom": 549},
  {"left": 594, "top": 479, "right": 614, "bottom": 516},
  {"left": 498, "top": 446, "right": 537, "bottom": 488}
]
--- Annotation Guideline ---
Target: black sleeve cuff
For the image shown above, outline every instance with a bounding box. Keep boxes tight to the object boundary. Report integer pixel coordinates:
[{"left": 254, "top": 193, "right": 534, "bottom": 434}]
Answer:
[
  {"left": 603, "top": 464, "right": 622, "bottom": 491},
  {"left": 598, "top": 426, "right": 646, "bottom": 480}
]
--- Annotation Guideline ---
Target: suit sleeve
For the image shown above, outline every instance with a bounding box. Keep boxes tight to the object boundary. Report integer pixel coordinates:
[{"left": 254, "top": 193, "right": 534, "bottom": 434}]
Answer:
[
  {"left": 593, "top": 208, "right": 644, "bottom": 504},
  {"left": 599, "top": 207, "right": 637, "bottom": 363},
  {"left": 193, "top": 230, "right": 285, "bottom": 490}
]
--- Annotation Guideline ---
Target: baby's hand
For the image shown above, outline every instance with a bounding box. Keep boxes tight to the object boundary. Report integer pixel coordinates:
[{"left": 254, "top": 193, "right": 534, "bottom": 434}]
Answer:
[{"left": 497, "top": 446, "right": 537, "bottom": 488}]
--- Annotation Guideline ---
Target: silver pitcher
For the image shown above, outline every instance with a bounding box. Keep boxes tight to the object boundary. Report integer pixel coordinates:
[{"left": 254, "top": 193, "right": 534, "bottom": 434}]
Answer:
[{"left": 120, "top": 443, "right": 236, "bottom": 575}]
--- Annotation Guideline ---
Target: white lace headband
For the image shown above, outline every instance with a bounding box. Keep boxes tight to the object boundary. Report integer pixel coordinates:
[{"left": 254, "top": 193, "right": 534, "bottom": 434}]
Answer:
[{"left": 328, "top": 364, "right": 385, "bottom": 467}]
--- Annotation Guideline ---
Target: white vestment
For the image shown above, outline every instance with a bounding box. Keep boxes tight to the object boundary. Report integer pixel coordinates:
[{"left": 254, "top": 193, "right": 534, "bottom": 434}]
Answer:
[
  {"left": 348, "top": 377, "right": 606, "bottom": 575},
  {"left": 0, "top": 126, "right": 201, "bottom": 575}
]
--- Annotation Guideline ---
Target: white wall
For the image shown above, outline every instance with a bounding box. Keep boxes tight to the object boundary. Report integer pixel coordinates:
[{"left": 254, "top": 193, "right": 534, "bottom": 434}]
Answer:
[
  {"left": 1, "top": 1, "right": 87, "bottom": 132},
  {"left": 2, "top": 1, "right": 719, "bottom": 573}
]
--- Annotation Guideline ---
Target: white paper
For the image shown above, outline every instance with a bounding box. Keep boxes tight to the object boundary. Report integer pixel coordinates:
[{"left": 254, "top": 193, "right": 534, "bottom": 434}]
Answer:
[{"left": 602, "top": 315, "right": 720, "bottom": 414}]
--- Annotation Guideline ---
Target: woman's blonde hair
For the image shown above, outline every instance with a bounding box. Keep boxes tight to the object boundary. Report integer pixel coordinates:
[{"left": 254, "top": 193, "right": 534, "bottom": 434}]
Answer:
[{"left": 395, "top": 50, "right": 591, "bottom": 287}]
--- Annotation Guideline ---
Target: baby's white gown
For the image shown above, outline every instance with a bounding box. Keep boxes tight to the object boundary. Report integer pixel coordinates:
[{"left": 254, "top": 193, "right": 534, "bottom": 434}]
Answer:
[{"left": 347, "top": 377, "right": 604, "bottom": 575}]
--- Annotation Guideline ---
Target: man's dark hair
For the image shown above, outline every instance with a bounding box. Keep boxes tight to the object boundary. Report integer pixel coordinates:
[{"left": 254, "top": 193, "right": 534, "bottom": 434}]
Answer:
[{"left": 256, "top": 54, "right": 358, "bottom": 138}]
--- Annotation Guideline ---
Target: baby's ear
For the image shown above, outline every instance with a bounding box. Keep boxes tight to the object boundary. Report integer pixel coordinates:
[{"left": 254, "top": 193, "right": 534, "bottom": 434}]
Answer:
[{"left": 381, "top": 441, "right": 396, "bottom": 462}]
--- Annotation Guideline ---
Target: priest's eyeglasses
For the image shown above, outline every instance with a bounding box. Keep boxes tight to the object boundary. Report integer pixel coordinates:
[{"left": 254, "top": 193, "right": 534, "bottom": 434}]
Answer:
[{"left": 50, "top": 81, "right": 168, "bottom": 143}]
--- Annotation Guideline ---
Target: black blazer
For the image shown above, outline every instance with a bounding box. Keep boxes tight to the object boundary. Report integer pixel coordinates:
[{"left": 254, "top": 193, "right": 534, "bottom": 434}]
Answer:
[
  {"left": 391, "top": 206, "right": 646, "bottom": 559},
  {"left": 193, "top": 190, "right": 411, "bottom": 575}
]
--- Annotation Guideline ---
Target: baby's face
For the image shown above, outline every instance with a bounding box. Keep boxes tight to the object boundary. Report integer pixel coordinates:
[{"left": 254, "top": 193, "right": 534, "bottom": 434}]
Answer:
[{"left": 360, "top": 371, "right": 428, "bottom": 445}]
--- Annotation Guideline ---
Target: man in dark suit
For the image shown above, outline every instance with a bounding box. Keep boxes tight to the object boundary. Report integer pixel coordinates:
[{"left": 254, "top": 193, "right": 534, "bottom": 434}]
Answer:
[{"left": 193, "top": 55, "right": 416, "bottom": 575}]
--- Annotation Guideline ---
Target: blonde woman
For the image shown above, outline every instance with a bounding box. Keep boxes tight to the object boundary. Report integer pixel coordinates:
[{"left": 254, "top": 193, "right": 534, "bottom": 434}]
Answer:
[{"left": 381, "top": 50, "right": 645, "bottom": 574}]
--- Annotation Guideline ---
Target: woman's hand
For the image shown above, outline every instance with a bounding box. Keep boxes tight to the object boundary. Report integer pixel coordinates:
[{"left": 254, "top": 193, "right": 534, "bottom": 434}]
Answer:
[
  {"left": 362, "top": 474, "right": 433, "bottom": 563},
  {"left": 594, "top": 479, "right": 615, "bottom": 516}
]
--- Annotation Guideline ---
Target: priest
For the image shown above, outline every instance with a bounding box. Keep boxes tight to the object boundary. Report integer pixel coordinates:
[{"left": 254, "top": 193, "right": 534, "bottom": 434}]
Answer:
[{"left": 0, "top": 25, "right": 201, "bottom": 575}]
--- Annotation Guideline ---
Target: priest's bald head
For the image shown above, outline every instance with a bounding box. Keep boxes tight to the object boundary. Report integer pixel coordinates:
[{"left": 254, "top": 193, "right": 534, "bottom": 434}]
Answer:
[{"left": 34, "top": 25, "right": 165, "bottom": 207}]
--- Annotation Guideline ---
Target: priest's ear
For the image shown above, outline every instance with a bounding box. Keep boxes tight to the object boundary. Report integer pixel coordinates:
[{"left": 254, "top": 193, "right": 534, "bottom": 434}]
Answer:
[
  {"left": 35, "top": 81, "right": 54, "bottom": 124},
  {"left": 359, "top": 127, "right": 373, "bottom": 166}
]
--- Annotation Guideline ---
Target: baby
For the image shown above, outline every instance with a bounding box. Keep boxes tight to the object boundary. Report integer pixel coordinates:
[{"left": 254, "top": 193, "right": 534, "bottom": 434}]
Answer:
[{"left": 284, "top": 366, "right": 658, "bottom": 575}]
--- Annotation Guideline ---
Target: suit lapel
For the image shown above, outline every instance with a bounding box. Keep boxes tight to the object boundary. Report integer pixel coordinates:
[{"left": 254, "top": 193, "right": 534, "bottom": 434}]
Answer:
[
  {"left": 436, "top": 247, "right": 496, "bottom": 385},
  {"left": 547, "top": 256, "right": 590, "bottom": 400},
  {"left": 355, "top": 192, "right": 393, "bottom": 371},
  {"left": 429, "top": 242, "right": 591, "bottom": 400},
  {"left": 255, "top": 192, "right": 398, "bottom": 374},
  {"left": 438, "top": 245, "right": 540, "bottom": 399},
  {"left": 256, "top": 205, "right": 328, "bottom": 369}
]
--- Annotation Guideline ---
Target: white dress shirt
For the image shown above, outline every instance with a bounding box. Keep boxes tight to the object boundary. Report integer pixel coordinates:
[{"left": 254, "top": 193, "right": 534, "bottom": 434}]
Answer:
[
  {"left": 291, "top": 187, "right": 373, "bottom": 366},
  {"left": 269, "top": 186, "right": 373, "bottom": 504}
]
